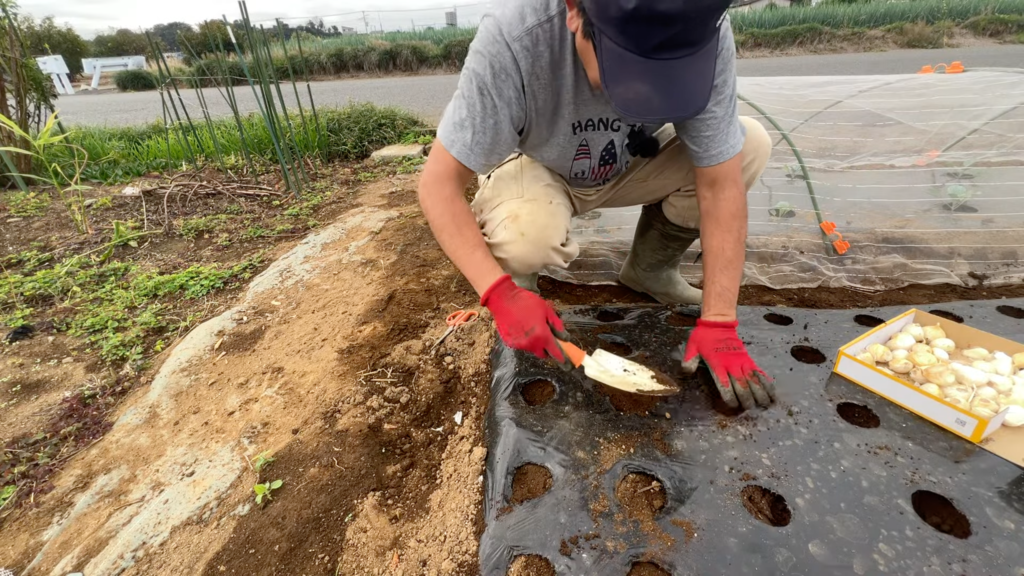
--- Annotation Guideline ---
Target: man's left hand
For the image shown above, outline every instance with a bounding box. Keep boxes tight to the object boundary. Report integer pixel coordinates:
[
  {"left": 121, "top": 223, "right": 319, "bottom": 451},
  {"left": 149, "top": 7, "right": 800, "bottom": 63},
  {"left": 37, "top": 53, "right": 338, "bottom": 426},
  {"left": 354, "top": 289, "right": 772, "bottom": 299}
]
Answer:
[{"left": 681, "top": 319, "right": 775, "bottom": 410}]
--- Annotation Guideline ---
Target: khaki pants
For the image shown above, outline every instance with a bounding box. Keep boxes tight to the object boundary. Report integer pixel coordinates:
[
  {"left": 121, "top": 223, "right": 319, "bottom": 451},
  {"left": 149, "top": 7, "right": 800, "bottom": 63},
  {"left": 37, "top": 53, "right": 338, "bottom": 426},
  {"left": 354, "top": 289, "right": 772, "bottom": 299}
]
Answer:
[{"left": 472, "top": 116, "right": 772, "bottom": 276}]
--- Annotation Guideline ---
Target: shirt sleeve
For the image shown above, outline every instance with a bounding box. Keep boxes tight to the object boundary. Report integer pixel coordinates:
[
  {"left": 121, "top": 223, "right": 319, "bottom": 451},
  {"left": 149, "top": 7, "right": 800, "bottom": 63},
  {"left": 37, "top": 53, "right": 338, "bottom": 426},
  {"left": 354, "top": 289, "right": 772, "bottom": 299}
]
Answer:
[
  {"left": 436, "top": 16, "right": 527, "bottom": 175},
  {"left": 673, "top": 17, "right": 745, "bottom": 168}
]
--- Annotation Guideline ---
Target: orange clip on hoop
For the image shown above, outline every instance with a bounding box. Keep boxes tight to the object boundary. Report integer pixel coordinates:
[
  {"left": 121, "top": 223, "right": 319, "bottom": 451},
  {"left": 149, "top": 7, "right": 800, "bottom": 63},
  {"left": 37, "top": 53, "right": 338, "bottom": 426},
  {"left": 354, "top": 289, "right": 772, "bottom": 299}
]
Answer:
[
  {"left": 820, "top": 221, "right": 851, "bottom": 255},
  {"left": 918, "top": 65, "right": 934, "bottom": 74},
  {"left": 832, "top": 239, "right": 851, "bottom": 255},
  {"left": 947, "top": 61, "right": 965, "bottom": 74},
  {"left": 820, "top": 221, "right": 837, "bottom": 236}
]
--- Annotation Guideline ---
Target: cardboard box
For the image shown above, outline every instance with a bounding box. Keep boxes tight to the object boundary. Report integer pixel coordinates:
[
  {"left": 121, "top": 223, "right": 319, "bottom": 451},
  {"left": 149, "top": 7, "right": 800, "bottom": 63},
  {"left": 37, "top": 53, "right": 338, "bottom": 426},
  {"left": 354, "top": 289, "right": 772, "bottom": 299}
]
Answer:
[{"left": 833, "top": 309, "right": 1024, "bottom": 465}]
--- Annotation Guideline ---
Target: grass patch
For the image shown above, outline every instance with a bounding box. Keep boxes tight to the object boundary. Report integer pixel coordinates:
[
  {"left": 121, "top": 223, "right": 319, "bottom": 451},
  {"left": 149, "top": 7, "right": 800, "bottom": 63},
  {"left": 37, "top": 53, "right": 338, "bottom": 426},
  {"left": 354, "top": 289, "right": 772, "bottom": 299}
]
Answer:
[
  {"left": 891, "top": 21, "right": 951, "bottom": 48},
  {"left": 114, "top": 69, "right": 159, "bottom": 92},
  {"left": 730, "top": 0, "right": 1024, "bottom": 32},
  {"left": 2, "top": 190, "right": 51, "bottom": 217},
  {"left": 963, "top": 13, "right": 1024, "bottom": 35},
  {"left": 179, "top": 214, "right": 231, "bottom": 239},
  {"left": 49, "top": 104, "right": 425, "bottom": 185}
]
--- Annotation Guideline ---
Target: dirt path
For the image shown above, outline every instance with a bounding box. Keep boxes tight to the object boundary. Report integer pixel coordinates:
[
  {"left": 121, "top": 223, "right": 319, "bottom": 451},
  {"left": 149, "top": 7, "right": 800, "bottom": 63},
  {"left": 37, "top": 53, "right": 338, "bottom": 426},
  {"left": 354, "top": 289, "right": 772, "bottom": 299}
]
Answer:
[{"left": 0, "top": 177, "right": 493, "bottom": 575}]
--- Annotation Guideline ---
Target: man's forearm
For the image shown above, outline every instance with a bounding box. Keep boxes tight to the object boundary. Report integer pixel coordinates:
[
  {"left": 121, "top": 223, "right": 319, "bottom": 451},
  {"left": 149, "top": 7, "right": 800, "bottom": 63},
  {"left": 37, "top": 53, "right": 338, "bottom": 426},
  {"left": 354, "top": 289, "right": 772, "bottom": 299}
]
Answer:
[
  {"left": 695, "top": 157, "right": 748, "bottom": 322},
  {"left": 419, "top": 148, "right": 505, "bottom": 296}
]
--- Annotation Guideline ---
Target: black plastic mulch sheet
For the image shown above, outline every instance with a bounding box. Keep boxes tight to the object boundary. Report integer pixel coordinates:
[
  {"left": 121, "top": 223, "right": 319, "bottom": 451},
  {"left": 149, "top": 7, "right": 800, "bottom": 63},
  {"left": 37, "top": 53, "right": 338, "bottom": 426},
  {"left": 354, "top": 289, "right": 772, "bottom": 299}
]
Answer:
[{"left": 480, "top": 299, "right": 1024, "bottom": 576}]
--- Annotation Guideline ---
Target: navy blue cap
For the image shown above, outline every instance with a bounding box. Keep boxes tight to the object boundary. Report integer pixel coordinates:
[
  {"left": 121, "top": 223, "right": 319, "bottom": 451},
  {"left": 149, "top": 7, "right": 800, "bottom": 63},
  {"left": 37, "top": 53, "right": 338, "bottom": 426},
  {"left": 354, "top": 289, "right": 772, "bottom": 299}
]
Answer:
[{"left": 585, "top": 0, "right": 733, "bottom": 124}]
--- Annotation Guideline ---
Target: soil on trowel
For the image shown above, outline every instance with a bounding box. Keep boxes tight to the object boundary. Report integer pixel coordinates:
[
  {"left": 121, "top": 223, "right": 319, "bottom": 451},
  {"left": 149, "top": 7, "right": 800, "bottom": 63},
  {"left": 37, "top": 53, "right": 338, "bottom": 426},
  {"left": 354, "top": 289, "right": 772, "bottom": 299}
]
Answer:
[
  {"left": 508, "top": 554, "right": 557, "bottom": 576},
  {"left": 616, "top": 472, "right": 667, "bottom": 521},
  {"left": 628, "top": 561, "right": 672, "bottom": 576},
  {"left": 510, "top": 463, "right": 553, "bottom": 505}
]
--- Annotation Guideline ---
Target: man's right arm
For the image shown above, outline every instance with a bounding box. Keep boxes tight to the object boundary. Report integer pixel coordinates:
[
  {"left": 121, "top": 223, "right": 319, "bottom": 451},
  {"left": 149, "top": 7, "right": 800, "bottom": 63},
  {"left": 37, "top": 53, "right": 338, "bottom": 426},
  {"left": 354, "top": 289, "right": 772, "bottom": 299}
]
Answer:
[{"left": 418, "top": 141, "right": 505, "bottom": 297}]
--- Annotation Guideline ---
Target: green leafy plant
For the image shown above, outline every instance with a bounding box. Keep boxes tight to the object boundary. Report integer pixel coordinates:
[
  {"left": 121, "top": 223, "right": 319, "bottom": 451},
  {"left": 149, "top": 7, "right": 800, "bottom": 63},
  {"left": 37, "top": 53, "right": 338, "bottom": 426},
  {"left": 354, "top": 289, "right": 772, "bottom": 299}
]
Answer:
[
  {"left": 929, "top": 183, "right": 976, "bottom": 211},
  {"left": 0, "top": 484, "right": 17, "bottom": 511},
  {"left": 114, "top": 69, "right": 159, "bottom": 92},
  {"left": 252, "top": 451, "right": 275, "bottom": 472},
  {"left": 768, "top": 201, "right": 796, "bottom": 218},
  {"left": 253, "top": 479, "right": 283, "bottom": 504}
]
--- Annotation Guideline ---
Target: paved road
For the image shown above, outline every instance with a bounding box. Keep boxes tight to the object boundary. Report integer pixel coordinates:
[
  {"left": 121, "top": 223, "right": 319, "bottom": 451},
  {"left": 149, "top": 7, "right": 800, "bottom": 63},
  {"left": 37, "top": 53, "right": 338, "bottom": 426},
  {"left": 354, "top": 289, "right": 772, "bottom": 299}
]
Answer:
[{"left": 56, "top": 45, "right": 1024, "bottom": 127}]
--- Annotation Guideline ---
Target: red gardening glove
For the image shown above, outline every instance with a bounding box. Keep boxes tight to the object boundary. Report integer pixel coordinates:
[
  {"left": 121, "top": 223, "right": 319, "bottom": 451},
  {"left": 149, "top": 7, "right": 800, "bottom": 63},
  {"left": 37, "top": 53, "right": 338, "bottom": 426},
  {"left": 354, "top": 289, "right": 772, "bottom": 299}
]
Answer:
[
  {"left": 681, "top": 319, "right": 775, "bottom": 410},
  {"left": 481, "top": 275, "right": 571, "bottom": 368}
]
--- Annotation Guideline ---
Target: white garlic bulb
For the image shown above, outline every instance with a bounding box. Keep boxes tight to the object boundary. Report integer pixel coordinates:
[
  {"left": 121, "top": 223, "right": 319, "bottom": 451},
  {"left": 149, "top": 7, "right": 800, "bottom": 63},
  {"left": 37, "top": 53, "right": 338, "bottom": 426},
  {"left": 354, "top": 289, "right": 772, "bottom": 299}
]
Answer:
[
  {"left": 910, "top": 343, "right": 932, "bottom": 355},
  {"left": 972, "top": 360, "right": 996, "bottom": 374},
  {"left": 990, "top": 355, "right": 1013, "bottom": 377},
  {"left": 1013, "top": 374, "right": 1024, "bottom": 388},
  {"left": 867, "top": 344, "right": 893, "bottom": 363},
  {"left": 963, "top": 347, "right": 991, "bottom": 361},
  {"left": 944, "top": 385, "right": 973, "bottom": 403},
  {"left": 988, "top": 374, "right": 1014, "bottom": 394},
  {"left": 946, "top": 397, "right": 969, "bottom": 409},
  {"left": 910, "top": 351, "right": 938, "bottom": 368},
  {"left": 920, "top": 383, "right": 942, "bottom": 397},
  {"left": 902, "top": 323, "right": 925, "bottom": 342},
  {"left": 889, "top": 358, "right": 914, "bottom": 374},
  {"left": 923, "top": 325, "right": 946, "bottom": 342},
  {"left": 971, "top": 397, "right": 1000, "bottom": 419},
  {"left": 892, "top": 349, "right": 909, "bottom": 361},
  {"left": 932, "top": 348, "right": 950, "bottom": 362},
  {"left": 1004, "top": 405, "right": 1024, "bottom": 427},
  {"left": 856, "top": 352, "right": 875, "bottom": 364},
  {"left": 1008, "top": 383, "right": 1024, "bottom": 404},
  {"left": 1013, "top": 352, "right": 1024, "bottom": 370},
  {"left": 951, "top": 363, "right": 989, "bottom": 387},
  {"left": 924, "top": 365, "right": 956, "bottom": 387},
  {"left": 887, "top": 333, "right": 916, "bottom": 351},
  {"left": 974, "top": 386, "right": 999, "bottom": 401},
  {"left": 910, "top": 368, "right": 927, "bottom": 384},
  {"left": 930, "top": 338, "right": 956, "bottom": 353}
]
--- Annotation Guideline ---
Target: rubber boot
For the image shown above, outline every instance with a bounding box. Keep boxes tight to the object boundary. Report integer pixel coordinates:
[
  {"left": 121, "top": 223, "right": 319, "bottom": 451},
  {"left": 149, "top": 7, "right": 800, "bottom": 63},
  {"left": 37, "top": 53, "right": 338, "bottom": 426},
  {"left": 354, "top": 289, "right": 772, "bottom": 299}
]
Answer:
[
  {"left": 618, "top": 203, "right": 703, "bottom": 305},
  {"left": 510, "top": 273, "right": 540, "bottom": 294}
]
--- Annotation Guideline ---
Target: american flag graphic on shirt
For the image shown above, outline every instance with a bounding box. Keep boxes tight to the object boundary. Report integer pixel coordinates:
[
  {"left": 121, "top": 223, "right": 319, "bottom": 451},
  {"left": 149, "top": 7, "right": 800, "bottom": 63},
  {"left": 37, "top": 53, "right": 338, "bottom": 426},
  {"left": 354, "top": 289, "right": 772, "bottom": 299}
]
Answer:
[
  {"left": 590, "top": 139, "right": 618, "bottom": 182},
  {"left": 569, "top": 138, "right": 592, "bottom": 181}
]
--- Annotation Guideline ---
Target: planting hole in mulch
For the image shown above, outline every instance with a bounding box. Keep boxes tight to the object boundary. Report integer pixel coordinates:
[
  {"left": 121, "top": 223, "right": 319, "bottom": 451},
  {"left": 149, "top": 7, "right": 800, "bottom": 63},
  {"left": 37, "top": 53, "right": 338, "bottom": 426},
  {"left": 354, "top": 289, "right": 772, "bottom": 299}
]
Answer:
[
  {"left": 508, "top": 554, "right": 556, "bottom": 576},
  {"left": 790, "top": 345, "right": 827, "bottom": 365},
  {"left": 854, "top": 314, "right": 885, "bottom": 328},
  {"left": 740, "top": 485, "right": 792, "bottom": 527},
  {"left": 666, "top": 312, "right": 698, "bottom": 327},
  {"left": 929, "top": 309, "right": 964, "bottom": 323},
  {"left": 616, "top": 472, "right": 667, "bottom": 521},
  {"left": 911, "top": 490, "right": 972, "bottom": 539},
  {"left": 996, "top": 305, "right": 1024, "bottom": 319},
  {"left": 837, "top": 402, "right": 881, "bottom": 429},
  {"left": 510, "top": 464, "right": 553, "bottom": 505},
  {"left": 597, "top": 309, "right": 626, "bottom": 323},
  {"left": 598, "top": 336, "right": 633, "bottom": 357},
  {"left": 521, "top": 380, "right": 556, "bottom": 407},
  {"left": 763, "top": 312, "right": 794, "bottom": 326},
  {"left": 628, "top": 561, "right": 672, "bottom": 576}
]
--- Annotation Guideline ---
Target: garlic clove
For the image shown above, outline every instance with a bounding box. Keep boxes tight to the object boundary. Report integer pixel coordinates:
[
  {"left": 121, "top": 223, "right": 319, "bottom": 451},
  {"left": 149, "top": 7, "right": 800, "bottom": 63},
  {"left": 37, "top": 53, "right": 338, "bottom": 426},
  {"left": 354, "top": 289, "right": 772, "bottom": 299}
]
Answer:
[
  {"left": 891, "top": 349, "right": 909, "bottom": 361},
  {"left": 988, "top": 374, "right": 1014, "bottom": 394},
  {"left": 945, "top": 397, "right": 969, "bottom": 409},
  {"left": 920, "top": 383, "right": 942, "bottom": 397},
  {"left": 974, "top": 385, "right": 999, "bottom": 401},
  {"left": 1004, "top": 405, "right": 1024, "bottom": 427},
  {"left": 910, "top": 368, "right": 928, "bottom": 384},
  {"left": 972, "top": 396, "right": 1001, "bottom": 415},
  {"left": 963, "top": 347, "right": 992, "bottom": 361},
  {"left": 922, "top": 325, "right": 946, "bottom": 342},
  {"left": 887, "top": 333, "right": 917, "bottom": 351},
  {"left": 971, "top": 406, "right": 998, "bottom": 419},
  {"left": 951, "top": 363, "right": 989, "bottom": 387},
  {"left": 944, "top": 384, "right": 973, "bottom": 403},
  {"left": 932, "top": 348, "right": 950, "bottom": 362},
  {"left": 867, "top": 343, "right": 893, "bottom": 363},
  {"left": 856, "top": 352, "right": 876, "bottom": 364},
  {"left": 910, "top": 343, "right": 932, "bottom": 355},
  {"left": 930, "top": 338, "right": 956, "bottom": 353},
  {"left": 1013, "top": 374, "right": 1024, "bottom": 388},
  {"left": 889, "top": 358, "right": 914, "bottom": 374},
  {"left": 909, "top": 351, "right": 938, "bottom": 368},
  {"left": 1013, "top": 352, "right": 1024, "bottom": 371},
  {"left": 923, "top": 365, "right": 956, "bottom": 387},
  {"left": 902, "top": 323, "right": 925, "bottom": 342},
  {"left": 991, "top": 356, "right": 1013, "bottom": 377},
  {"left": 972, "top": 360, "right": 996, "bottom": 375}
]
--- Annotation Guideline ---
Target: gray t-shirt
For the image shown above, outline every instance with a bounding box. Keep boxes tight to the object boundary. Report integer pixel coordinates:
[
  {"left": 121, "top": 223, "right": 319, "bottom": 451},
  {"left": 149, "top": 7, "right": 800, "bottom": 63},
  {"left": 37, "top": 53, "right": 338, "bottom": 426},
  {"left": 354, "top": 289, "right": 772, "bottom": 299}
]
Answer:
[{"left": 437, "top": 0, "right": 744, "bottom": 189}]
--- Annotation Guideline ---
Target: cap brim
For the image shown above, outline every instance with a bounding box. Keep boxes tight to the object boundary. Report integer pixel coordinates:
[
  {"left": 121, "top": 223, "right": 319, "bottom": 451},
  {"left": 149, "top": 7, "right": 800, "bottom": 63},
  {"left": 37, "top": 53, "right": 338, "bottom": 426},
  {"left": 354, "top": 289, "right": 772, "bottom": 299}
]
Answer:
[{"left": 594, "top": 31, "right": 720, "bottom": 125}]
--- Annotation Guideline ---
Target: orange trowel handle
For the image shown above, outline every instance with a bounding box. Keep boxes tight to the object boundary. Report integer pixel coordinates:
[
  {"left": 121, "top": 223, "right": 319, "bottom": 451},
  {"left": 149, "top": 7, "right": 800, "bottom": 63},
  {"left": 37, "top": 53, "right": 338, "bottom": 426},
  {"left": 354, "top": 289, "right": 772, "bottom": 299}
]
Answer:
[{"left": 556, "top": 339, "right": 586, "bottom": 368}]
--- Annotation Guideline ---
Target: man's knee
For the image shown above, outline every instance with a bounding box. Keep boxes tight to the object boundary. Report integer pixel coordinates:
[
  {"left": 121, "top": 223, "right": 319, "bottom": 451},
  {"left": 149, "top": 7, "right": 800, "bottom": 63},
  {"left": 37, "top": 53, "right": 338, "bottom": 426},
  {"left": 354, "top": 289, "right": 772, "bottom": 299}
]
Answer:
[
  {"left": 486, "top": 202, "right": 577, "bottom": 275},
  {"left": 740, "top": 117, "right": 772, "bottom": 189}
]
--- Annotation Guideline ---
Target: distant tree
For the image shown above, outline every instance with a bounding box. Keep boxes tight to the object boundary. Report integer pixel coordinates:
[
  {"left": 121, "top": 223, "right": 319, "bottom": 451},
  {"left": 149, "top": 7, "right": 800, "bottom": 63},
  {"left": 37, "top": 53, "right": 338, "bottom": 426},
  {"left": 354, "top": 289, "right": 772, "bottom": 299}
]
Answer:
[
  {"left": 92, "top": 28, "right": 150, "bottom": 57},
  {"left": 178, "top": 20, "right": 234, "bottom": 62},
  {"left": 149, "top": 22, "right": 193, "bottom": 52},
  {"left": 19, "top": 15, "right": 90, "bottom": 77}
]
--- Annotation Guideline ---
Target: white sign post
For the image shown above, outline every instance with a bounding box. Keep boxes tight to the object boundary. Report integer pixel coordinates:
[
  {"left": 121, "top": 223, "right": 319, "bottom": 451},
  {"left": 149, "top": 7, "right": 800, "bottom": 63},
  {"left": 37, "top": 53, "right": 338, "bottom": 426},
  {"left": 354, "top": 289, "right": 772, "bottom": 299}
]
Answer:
[
  {"left": 81, "top": 56, "right": 147, "bottom": 90},
  {"left": 36, "top": 55, "right": 75, "bottom": 95}
]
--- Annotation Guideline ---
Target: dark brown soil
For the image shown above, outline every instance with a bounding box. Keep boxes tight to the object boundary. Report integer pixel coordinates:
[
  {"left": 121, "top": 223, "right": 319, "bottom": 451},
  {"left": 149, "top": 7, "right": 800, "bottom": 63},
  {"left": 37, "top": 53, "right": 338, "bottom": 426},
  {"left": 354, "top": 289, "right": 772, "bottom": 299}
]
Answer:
[
  {"left": 837, "top": 402, "right": 881, "bottom": 428},
  {"left": 599, "top": 338, "right": 634, "bottom": 357},
  {"left": 739, "top": 472, "right": 757, "bottom": 482},
  {"left": 763, "top": 312, "right": 794, "bottom": 326},
  {"left": 740, "top": 485, "right": 792, "bottom": 527},
  {"left": 540, "top": 277, "right": 1024, "bottom": 309},
  {"left": 929, "top": 309, "right": 964, "bottom": 323},
  {"left": 510, "top": 464, "right": 553, "bottom": 505},
  {"left": 666, "top": 311, "right": 698, "bottom": 327},
  {"left": 596, "top": 309, "right": 627, "bottom": 322},
  {"left": 616, "top": 472, "right": 667, "bottom": 521},
  {"left": 671, "top": 518, "right": 699, "bottom": 543},
  {"left": 508, "top": 554, "right": 556, "bottom": 576},
  {"left": 628, "top": 561, "right": 672, "bottom": 576},
  {"left": 559, "top": 539, "right": 572, "bottom": 557},
  {"left": 911, "top": 490, "right": 972, "bottom": 539},
  {"left": 521, "top": 380, "right": 556, "bottom": 407},
  {"left": 997, "top": 304, "right": 1024, "bottom": 319},
  {"left": 854, "top": 314, "right": 885, "bottom": 327},
  {"left": 596, "top": 383, "right": 664, "bottom": 415},
  {"left": 790, "top": 345, "right": 827, "bottom": 365}
]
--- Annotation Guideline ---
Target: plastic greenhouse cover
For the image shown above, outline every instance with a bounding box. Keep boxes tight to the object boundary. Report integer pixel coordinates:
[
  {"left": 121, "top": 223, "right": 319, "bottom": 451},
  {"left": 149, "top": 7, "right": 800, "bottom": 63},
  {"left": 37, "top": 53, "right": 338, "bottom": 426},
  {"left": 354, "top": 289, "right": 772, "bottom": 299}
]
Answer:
[{"left": 547, "top": 70, "right": 1024, "bottom": 291}]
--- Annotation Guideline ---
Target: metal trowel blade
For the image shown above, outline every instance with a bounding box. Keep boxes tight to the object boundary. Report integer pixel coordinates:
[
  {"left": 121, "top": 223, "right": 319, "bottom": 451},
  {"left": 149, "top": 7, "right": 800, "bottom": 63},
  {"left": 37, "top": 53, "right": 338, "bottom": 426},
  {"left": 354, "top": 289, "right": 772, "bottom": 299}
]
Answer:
[{"left": 583, "top": 349, "right": 679, "bottom": 396}]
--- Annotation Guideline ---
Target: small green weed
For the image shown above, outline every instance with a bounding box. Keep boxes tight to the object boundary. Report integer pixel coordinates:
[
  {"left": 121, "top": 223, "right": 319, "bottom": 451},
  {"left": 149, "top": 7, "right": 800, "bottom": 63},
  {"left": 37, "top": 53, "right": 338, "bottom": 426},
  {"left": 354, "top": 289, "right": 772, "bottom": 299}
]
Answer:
[
  {"left": 394, "top": 157, "right": 425, "bottom": 174},
  {"left": 253, "top": 479, "right": 283, "bottom": 505},
  {"left": 400, "top": 131, "right": 434, "bottom": 145},
  {"left": 179, "top": 214, "right": 230, "bottom": 239},
  {"left": 4, "top": 191, "right": 50, "bottom": 217},
  {"left": 356, "top": 171, "right": 378, "bottom": 182},
  {"left": 253, "top": 451, "right": 275, "bottom": 472},
  {"left": 92, "top": 196, "right": 113, "bottom": 209},
  {"left": 283, "top": 191, "right": 329, "bottom": 220},
  {"left": 0, "top": 484, "right": 17, "bottom": 510}
]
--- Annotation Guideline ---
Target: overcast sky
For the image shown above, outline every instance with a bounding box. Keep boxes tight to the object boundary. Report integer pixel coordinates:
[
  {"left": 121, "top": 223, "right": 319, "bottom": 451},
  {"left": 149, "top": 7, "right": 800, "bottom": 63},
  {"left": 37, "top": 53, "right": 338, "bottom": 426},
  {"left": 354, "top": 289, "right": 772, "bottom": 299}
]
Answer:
[{"left": 20, "top": 0, "right": 492, "bottom": 39}]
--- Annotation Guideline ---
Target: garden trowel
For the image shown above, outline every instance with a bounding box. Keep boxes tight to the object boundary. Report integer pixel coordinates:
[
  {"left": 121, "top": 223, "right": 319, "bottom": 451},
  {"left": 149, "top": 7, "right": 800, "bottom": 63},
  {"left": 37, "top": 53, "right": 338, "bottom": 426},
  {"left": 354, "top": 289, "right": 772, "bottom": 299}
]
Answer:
[{"left": 556, "top": 339, "right": 678, "bottom": 396}]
